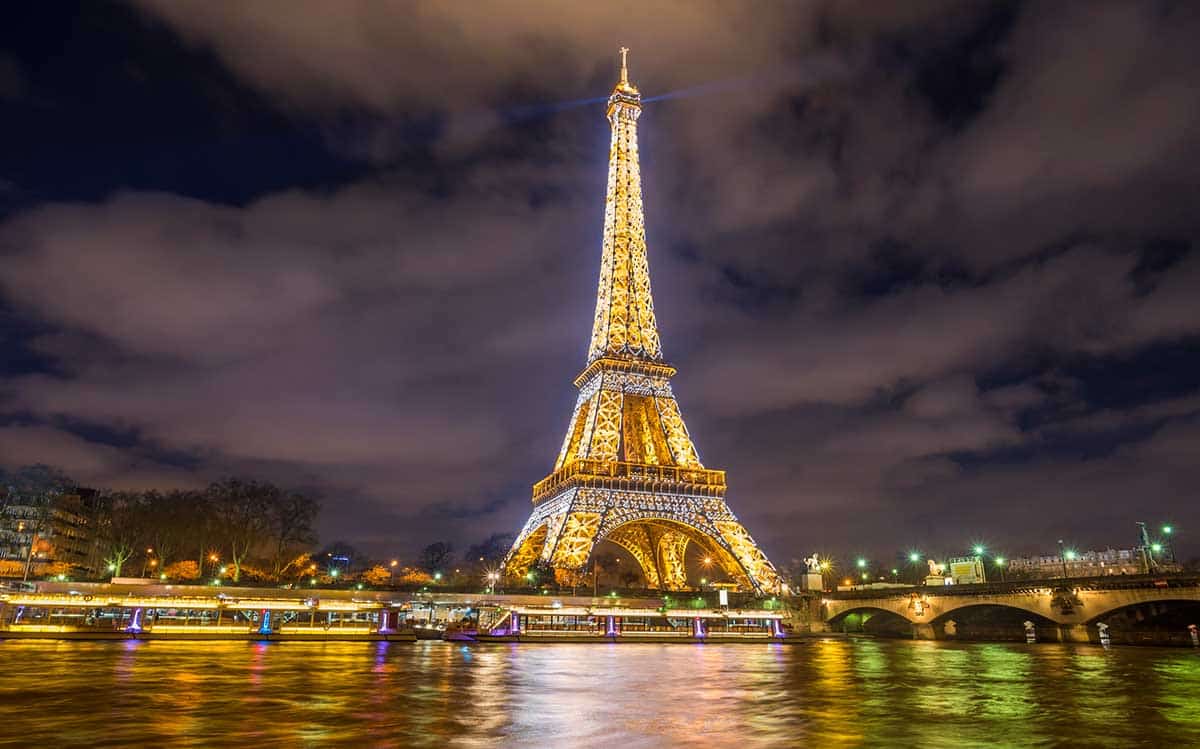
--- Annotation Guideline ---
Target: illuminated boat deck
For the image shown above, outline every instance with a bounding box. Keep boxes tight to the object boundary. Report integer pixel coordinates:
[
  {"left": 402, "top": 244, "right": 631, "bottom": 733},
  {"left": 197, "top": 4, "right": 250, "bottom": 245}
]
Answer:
[{"left": 0, "top": 584, "right": 807, "bottom": 643}]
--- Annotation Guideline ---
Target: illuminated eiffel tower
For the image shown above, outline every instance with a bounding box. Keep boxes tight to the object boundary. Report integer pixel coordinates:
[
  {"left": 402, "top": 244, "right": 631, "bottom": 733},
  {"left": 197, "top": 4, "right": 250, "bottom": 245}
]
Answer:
[{"left": 504, "top": 50, "right": 782, "bottom": 594}]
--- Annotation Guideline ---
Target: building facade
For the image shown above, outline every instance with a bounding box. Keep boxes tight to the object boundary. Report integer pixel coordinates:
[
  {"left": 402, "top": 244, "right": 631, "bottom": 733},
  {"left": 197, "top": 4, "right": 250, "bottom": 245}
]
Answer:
[
  {"left": 1006, "top": 547, "right": 1178, "bottom": 578},
  {"left": 0, "top": 489, "right": 104, "bottom": 577}
]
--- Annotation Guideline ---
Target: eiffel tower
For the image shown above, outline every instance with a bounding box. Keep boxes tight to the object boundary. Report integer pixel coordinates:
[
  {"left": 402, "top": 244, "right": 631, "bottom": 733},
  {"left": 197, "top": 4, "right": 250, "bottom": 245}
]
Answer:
[{"left": 504, "top": 50, "right": 783, "bottom": 594}]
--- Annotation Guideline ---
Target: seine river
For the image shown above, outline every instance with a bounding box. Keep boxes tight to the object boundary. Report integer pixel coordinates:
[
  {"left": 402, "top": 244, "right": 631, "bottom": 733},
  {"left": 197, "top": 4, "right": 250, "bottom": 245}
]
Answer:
[{"left": 1, "top": 638, "right": 1198, "bottom": 747}]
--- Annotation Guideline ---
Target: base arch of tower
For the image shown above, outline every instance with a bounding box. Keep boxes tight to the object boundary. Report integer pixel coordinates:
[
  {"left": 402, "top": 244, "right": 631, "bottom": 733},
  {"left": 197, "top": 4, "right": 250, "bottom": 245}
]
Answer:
[
  {"left": 601, "top": 517, "right": 752, "bottom": 592},
  {"left": 504, "top": 510, "right": 756, "bottom": 593}
]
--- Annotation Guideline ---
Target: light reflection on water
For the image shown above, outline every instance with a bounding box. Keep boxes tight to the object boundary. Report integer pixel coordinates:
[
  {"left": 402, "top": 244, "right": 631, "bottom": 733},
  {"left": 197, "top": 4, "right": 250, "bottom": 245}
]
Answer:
[{"left": 0, "top": 638, "right": 1198, "bottom": 747}]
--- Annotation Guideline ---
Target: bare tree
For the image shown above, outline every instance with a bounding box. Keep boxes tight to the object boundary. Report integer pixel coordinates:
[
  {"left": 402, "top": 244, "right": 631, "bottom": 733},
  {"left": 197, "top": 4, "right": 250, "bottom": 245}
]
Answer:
[
  {"left": 419, "top": 541, "right": 455, "bottom": 574},
  {"left": 99, "top": 491, "right": 147, "bottom": 578},
  {"left": 267, "top": 490, "right": 320, "bottom": 579},
  {"left": 208, "top": 479, "right": 274, "bottom": 582}
]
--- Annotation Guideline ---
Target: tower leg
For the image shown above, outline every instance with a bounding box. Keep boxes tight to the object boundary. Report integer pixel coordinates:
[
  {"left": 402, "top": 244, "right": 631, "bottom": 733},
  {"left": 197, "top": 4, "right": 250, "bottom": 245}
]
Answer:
[
  {"left": 656, "top": 529, "right": 690, "bottom": 591},
  {"left": 607, "top": 524, "right": 662, "bottom": 589}
]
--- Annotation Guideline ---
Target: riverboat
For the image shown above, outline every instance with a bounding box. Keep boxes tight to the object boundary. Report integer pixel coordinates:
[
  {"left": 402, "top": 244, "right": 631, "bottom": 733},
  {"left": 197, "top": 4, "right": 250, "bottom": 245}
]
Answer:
[
  {"left": 0, "top": 591, "right": 417, "bottom": 641},
  {"left": 468, "top": 605, "right": 799, "bottom": 643}
]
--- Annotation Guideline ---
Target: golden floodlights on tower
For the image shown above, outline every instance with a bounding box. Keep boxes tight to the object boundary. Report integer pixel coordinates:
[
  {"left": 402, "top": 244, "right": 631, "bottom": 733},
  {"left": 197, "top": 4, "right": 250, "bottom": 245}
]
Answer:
[{"left": 503, "top": 50, "right": 782, "bottom": 594}]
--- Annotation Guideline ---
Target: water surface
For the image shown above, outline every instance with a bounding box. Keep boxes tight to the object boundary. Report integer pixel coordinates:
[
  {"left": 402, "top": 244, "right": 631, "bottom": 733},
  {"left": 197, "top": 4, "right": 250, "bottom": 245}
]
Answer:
[{"left": 1, "top": 638, "right": 1198, "bottom": 747}]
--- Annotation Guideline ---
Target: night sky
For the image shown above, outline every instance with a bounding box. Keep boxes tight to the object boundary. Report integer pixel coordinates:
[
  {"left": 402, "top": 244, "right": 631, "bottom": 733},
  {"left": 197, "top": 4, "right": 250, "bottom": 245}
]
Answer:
[{"left": 2, "top": 2, "right": 1198, "bottom": 565}]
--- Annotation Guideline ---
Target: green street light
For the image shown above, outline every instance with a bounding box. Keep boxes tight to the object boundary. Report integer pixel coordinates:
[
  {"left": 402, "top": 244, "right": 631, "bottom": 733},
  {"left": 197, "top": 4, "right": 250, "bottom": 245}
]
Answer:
[
  {"left": 891, "top": 569, "right": 898, "bottom": 575},
  {"left": 434, "top": 572, "right": 443, "bottom": 581},
  {"left": 330, "top": 568, "right": 339, "bottom": 578},
  {"left": 1064, "top": 550, "right": 1077, "bottom": 561},
  {"left": 909, "top": 552, "right": 920, "bottom": 563},
  {"left": 860, "top": 572, "right": 868, "bottom": 580},
  {"left": 995, "top": 557, "right": 1006, "bottom": 566},
  {"left": 1151, "top": 543, "right": 1163, "bottom": 554},
  {"left": 1163, "top": 525, "right": 1173, "bottom": 535},
  {"left": 973, "top": 545, "right": 985, "bottom": 556},
  {"left": 856, "top": 559, "right": 867, "bottom": 568}
]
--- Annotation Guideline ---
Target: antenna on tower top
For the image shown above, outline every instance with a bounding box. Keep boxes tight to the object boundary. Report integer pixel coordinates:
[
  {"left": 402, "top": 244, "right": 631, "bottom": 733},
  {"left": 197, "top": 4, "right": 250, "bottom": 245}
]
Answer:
[{"left": 619, "top": 47, "right": 630, "bottom": 85}]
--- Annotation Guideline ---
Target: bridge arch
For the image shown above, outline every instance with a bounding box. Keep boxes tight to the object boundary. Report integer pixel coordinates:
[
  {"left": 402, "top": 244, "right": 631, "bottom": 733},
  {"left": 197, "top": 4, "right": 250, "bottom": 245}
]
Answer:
[
  {"left": 827, "top": 606, "right": 916, "bottom": 637},
  {"left": 931, "top": 601, "right": 1057, "bottom": 625},
  {"left": 1084, "top": 597, "right": 1200, "bottom": 625}
]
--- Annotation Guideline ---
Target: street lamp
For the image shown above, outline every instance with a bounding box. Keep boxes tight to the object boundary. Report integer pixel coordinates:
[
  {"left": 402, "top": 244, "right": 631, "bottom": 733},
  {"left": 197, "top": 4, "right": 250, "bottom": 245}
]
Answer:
[
  {"left": 856, "top": 558, "right": 867, "bottom": 569},
  {"left": 972, "top": 545, "right": 985, "bottom": 557},
  {"left": 909, "top": 551, "right": 920, "bottom": 563},
  {"left": 994, "top": 557, "right": 1006, "bottom": 583}
]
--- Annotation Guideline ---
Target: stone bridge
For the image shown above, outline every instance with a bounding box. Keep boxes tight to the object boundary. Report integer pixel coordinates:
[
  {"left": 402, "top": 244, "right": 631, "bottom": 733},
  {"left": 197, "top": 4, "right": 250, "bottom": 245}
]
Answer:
[{"left": 821, "top": 575, "right": 1200, "bottom": 642}]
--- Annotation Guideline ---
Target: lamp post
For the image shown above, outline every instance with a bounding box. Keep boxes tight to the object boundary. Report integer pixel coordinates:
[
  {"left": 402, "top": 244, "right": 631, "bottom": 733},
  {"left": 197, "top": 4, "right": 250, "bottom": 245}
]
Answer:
[
  {"left": 1057, "top": 539, "right": 1068, "bottom": 579},
  {"left": 995, "top": 557, "right": 1006, "bottom": 583}
]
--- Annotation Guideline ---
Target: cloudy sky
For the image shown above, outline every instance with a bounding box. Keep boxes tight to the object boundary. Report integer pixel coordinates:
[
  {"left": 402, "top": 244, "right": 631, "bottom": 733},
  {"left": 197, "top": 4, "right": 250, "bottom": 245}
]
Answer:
[{"left": 1, "top": 1, "right": 1198, "bottom": 564}]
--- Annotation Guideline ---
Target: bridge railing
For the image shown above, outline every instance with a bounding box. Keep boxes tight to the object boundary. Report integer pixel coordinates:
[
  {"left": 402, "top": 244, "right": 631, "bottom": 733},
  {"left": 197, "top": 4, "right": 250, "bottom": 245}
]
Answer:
[{"left": 823, "top": 573, "right": 1200, "bottom": 600}]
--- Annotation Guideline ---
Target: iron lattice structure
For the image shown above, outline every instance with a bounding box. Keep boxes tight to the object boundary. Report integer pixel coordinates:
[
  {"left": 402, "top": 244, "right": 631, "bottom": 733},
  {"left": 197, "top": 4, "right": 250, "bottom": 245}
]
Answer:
[{"left": 504, "top": 51, "right": 782, "bottom": 594}]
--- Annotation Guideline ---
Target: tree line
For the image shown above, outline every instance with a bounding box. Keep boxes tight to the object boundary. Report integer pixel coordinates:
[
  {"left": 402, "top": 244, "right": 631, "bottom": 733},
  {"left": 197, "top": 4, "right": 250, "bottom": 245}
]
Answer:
[
  {"left": 0, "top": 465, "right": 318, "bottom": 583},
  {"left": 0, "top": 464, "right": 520, "bottom": 588}
]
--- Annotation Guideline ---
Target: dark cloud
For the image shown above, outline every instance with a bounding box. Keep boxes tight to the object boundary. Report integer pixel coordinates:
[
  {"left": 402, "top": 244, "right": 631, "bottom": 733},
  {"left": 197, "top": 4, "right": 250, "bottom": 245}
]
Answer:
[{"left": 0, "top": 1, "right": 1198, "bottom": 561}]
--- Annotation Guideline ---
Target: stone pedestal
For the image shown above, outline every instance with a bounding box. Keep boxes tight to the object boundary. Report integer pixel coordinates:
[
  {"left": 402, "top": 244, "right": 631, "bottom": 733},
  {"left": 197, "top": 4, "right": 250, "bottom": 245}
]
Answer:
[
  {"left": 911, "top": 622, "right": 937, "bottom": 640},
  {"left": 799, "top": 573, "right": 824, "bottom": 591}
]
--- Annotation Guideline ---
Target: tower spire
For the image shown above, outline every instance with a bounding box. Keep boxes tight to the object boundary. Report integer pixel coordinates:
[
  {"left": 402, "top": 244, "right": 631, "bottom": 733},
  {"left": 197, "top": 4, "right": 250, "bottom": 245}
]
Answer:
[{"left": 589, "top": 47, "right": 659, "bottom": 364}]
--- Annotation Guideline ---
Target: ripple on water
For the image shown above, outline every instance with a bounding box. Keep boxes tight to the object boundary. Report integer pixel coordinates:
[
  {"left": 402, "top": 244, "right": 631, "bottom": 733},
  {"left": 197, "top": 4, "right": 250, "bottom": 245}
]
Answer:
[{"left": 0, "top": 638, "right": 1198, "bottom": 747}]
